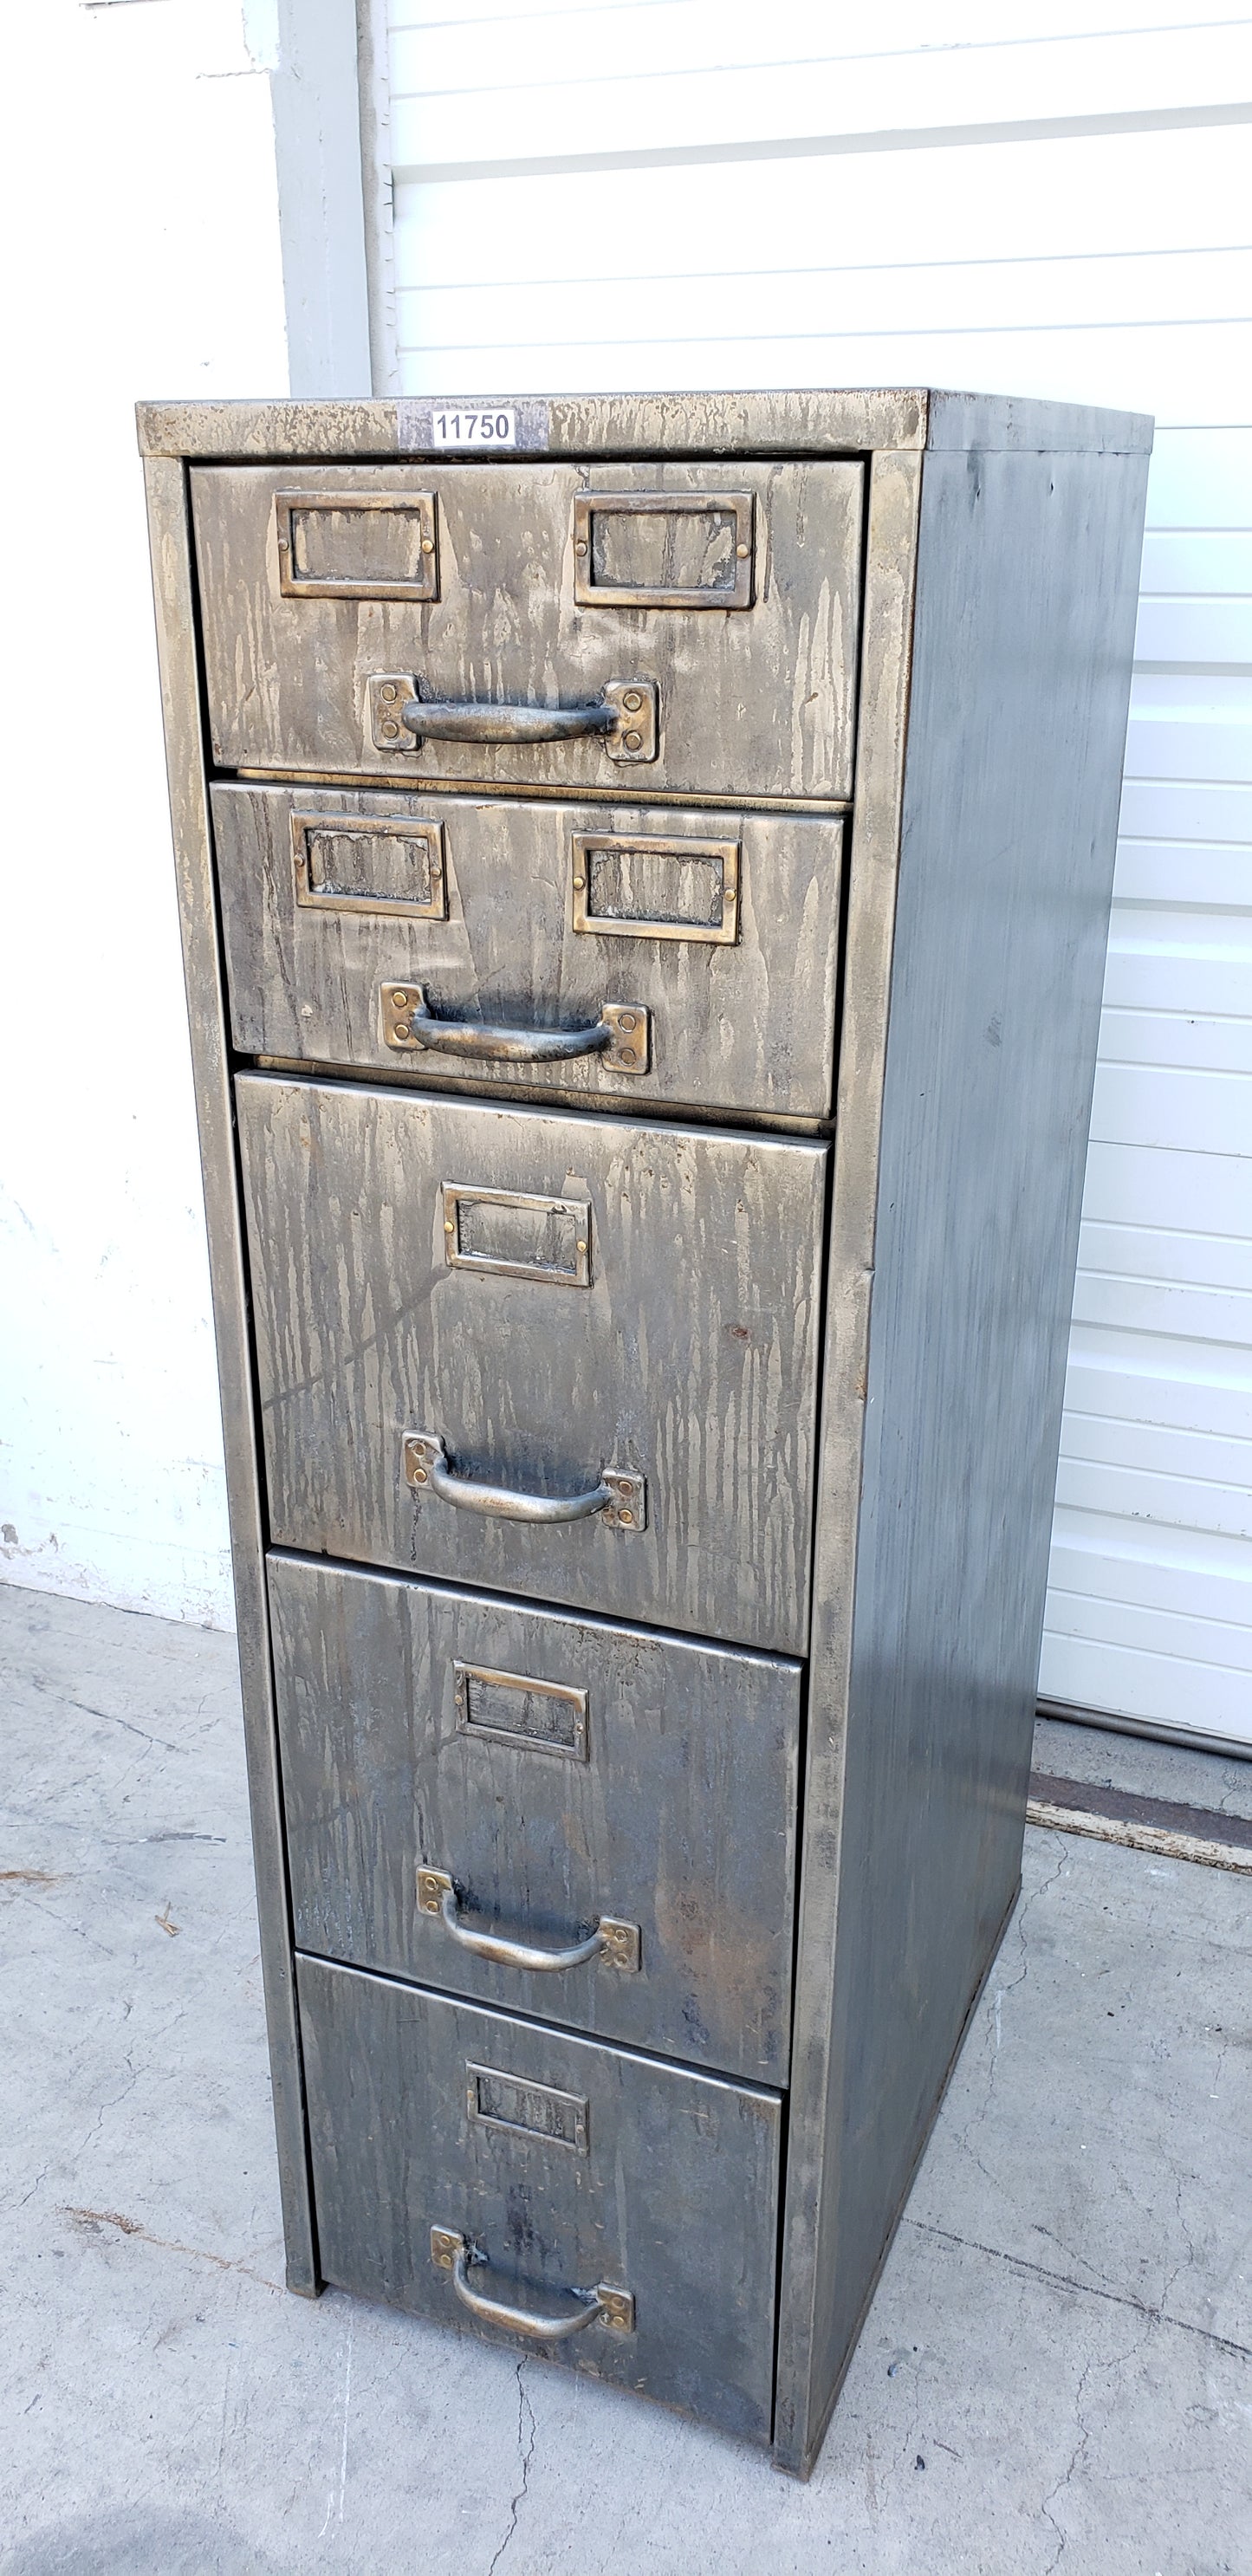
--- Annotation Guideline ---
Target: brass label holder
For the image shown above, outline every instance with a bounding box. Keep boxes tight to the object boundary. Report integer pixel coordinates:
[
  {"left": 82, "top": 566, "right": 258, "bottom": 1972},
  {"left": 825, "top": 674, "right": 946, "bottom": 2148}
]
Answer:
[
  {"left": 571, "top": 830, "right": 741, "bottom": 944},
  {"left": 572, "top": 490, "right": 755, "bottom": 609},
  {"left": 275, "top": 490, "right": 438, "bottom": 600}
]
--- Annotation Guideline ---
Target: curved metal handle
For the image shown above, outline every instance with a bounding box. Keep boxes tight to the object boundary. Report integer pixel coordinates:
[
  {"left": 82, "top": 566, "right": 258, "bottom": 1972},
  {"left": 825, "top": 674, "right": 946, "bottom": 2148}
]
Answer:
[
  {"left": 403, "top": 697, "right": 615, "bottom": 744},
  {"left": 369, "top": 674, "right": 656, "bottom": 762},
  {"left": 382, "top": 989, "right": 650, "bottom": 1073},
  {"left": 407, "top": 1001, "right": 610, "bottom": 1064},
  {"left": 403, "top": 1434, "right": 645, "bottom": 1532},
  {"left": 431, "top": 2229, "right": 635, "bottom": 2343},
  {"left": 418, "top": 1871, "right": 639, "bottom": 1973}
]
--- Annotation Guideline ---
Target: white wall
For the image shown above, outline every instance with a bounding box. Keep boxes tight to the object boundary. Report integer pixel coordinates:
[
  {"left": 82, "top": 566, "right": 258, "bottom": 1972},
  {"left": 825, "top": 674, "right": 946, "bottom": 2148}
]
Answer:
[
  {"left": 376, "top": 0, "right": 1252, "bottom": 1749},
  {"left": 4, "top": 3, "right": 1248, "bottom": 1747},
  {"left": 0, "top": 0, "right": 361, "bottom": 1627}
]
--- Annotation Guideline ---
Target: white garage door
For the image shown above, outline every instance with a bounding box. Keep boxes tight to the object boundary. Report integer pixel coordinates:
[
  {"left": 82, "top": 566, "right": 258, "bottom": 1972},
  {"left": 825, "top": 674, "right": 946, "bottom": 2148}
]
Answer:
[{"left": 367, "top": 0, "right": 1252, "bottom": 1751}]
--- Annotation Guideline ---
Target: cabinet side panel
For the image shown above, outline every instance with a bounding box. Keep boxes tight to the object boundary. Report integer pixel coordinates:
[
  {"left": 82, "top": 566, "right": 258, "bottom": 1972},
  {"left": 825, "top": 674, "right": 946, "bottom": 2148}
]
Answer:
[
  {"left": 143, "top": 457, "right": 319, "bottom": 2292},
  {"left": 787, "top": 439, "right": 1148, "bottom": 2470}
]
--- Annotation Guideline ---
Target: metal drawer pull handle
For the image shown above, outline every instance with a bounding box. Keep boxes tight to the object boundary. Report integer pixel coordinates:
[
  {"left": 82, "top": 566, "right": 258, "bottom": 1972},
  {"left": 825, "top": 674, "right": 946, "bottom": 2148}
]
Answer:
[
  {"left": 404, "top": 1433, "right": 646, "bottom": 1532},
  {"left": 404, "top": 697, "right": 613, "bottom": 744},
  {"left": 369, "top": 672, "right": 657, "bottom": 762},
  {"left": 418, "top": 1869, "right": 640, "bottom": 1972},
  {"left": 381, "top": 985, "right": 650, "bottom": 1074},
  {"left": 431, "top": 2229, "right": 635, "bottom": 2341}
]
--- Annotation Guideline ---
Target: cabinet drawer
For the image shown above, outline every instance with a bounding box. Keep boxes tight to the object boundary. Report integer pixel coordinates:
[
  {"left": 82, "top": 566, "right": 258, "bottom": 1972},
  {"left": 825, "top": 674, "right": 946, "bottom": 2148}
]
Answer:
[
  {"left": 237, "top": 1078, "right": 826, "bottom": 1654},
  {"left": 298, "top": 1956, "right": 782, "bottom": 2441},
  {"left": 191, "top": 461, "right": 862, "bottom": 802},
  {"left": 213, "top": 783, "right": 843, "bottom": 1121},
  {"left": 270, "top": 1554, "right": 801, "bottom": 2083}
]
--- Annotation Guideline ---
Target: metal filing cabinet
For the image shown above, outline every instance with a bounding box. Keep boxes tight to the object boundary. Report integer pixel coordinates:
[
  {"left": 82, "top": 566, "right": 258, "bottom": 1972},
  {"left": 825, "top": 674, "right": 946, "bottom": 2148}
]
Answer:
[{"left": 140, "top": 389, "right": 1150, "bottom": 2475}]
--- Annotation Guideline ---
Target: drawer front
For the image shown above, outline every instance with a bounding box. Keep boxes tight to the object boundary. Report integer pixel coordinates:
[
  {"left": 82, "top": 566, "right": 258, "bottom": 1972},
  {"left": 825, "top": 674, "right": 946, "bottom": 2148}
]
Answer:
[
  {"left": 191, "top": 460, "right": 863, "bottom": 801},
  {"left": 298, "top": 1956, "right": 782, "bottom": 2440},
  {"left": 270, "top": 1554, "right": 801, "bottom": 2082},
  {"left": 237, "top": 1079, "right": 826, "bottom": 1654},
  {"left": 213, "top": 783, "right": 843, "bottom": 1120}
]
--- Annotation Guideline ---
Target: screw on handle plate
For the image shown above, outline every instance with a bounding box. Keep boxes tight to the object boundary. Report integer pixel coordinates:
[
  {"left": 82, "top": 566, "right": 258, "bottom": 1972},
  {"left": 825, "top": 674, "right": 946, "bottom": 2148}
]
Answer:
[
  {"left": 367, "top": 672, "right": 657, "bottom": 762},
  {"left": 402, "top": 1433, "right": 646, "bottom": 1533},
  {"left": 380, "top": 985, "right": 650, "bottom": 1074}
]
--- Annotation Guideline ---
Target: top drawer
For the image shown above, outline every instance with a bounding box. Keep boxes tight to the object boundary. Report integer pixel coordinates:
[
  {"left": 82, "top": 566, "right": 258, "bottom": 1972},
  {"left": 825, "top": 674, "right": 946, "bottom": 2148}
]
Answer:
[{"left": 191, "top": 461, "right": 864, "bottom": 802}]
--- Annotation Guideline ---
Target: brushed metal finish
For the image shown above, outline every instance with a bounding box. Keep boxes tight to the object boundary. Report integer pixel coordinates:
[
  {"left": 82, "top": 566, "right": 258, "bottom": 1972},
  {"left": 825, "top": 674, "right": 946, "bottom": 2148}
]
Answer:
[
  {"left": 210, "top": 783, "right": 844, "bottom": 1119},
  {"left": 146, "top": 388, "right": 1151, "bottom": 2475},
  {"left": 138, "top": 388, "right": 1154, "bottom": 462},
  {"left": 267, "top": 1554, "right": 801, "bottom": 2080},
  {"left": 429, "top": 2229, "right": 634, "bottom": 2342},
  {"left": 773, "top": 444, "right": 924, "bottom": 2473},
  {"left": 190, "top": 459, "right": 863, "bottom": 798},
  {"left": 141, "top": 459, "right": 319, "bottom": 2296},
  {"left": 237, "top": 1079, "right": 826, "bottom": 1653},
  {"left": 297, "top": 1956, "right": 782, "bottom": 2440},
  {"left": 775, "top": 441, "right": 1151, "bottom": 2475}
]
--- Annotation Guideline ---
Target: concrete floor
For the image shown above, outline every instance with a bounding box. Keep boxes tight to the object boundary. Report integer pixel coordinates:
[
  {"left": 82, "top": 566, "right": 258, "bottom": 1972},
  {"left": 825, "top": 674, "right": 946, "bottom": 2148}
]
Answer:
[{"left": 1, "top": 1581, "right": 1249, "bottom": 2576}]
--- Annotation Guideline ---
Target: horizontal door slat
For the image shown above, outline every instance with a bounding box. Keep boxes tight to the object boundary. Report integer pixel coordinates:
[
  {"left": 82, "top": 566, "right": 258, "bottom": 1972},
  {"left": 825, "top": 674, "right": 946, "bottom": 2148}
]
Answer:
[
  {"left": 1089, "top": 1060, "right": 1252, "bottom": 1154},
  {"left": 399, "top": 248, "right": 1252, "bottom": 352},
  {"left": 387, "top": 25, "right": 1252, "bottom": 166},
  {"left": 1053, "top": 1456, "right": 1252, "bottom": 1541},
  {"left": 1039, "top": 1631, "right": 1251, "bottom": 1736},
  {"left": 394, "top": 127, "right": 1250, "bottom": 294},
  {"left": 1094, "top": 999, "right": 1252, "bottom": 1071},
  {"left": 1060, "top": 1403, "right": 1252, "bottom": 1489}
]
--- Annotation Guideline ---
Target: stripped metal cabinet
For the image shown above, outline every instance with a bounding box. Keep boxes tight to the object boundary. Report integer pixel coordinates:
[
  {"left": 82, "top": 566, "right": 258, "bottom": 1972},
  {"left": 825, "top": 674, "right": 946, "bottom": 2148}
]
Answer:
[{"left": 140, "top": 389, "right": 1150, "bottom": 2475}]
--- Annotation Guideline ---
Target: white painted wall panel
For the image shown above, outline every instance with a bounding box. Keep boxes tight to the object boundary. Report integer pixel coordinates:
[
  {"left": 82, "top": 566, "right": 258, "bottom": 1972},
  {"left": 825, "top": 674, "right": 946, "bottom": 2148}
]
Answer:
[
  {"left": 378, "top": 3, "right": 1252, "bottom": 1747},
  {"left": 393, "top": 2, "right": 1247, "bottom": 37},
  {"left": 391, "top": 121, "right": 1252, "bottom": 419},
  {"left": 388, "top": 22, "right": 1252, "bottom": 164},
  {"left": 0, "top": 0, "right": 295, "bottom": 1627},
  {"left": 392, "top": 126, "right": 1249, "bottom": 275}
]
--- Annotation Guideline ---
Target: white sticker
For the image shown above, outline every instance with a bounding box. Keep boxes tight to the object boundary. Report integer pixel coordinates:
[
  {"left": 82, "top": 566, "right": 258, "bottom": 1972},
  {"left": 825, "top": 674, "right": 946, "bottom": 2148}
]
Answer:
[
  {"left": 398, "top": 397, "right": 551, "bottom": 455},
  {"left": 430, "top": 406, "right": 518, "bottom": 449}
]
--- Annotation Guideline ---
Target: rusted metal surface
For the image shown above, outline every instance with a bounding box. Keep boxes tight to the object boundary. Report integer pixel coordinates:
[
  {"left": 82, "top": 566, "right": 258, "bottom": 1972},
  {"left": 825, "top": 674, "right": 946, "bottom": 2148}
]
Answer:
[{"left": 1028, "top": 1772, "right": 1252, "bottom": 1873}]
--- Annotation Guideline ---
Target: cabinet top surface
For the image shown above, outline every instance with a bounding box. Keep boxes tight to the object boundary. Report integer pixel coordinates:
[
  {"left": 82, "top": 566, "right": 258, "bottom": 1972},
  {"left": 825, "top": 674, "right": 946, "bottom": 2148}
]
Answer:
[{"left": 137, "top": 387, "right": 1153, "bottom": 464}]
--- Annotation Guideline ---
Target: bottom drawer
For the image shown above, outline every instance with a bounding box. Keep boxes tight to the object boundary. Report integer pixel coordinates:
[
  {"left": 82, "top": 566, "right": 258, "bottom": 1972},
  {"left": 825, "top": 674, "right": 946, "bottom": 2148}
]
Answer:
[{"left": 298, "top": 1956, "right": 782, "bottom": 2441}]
